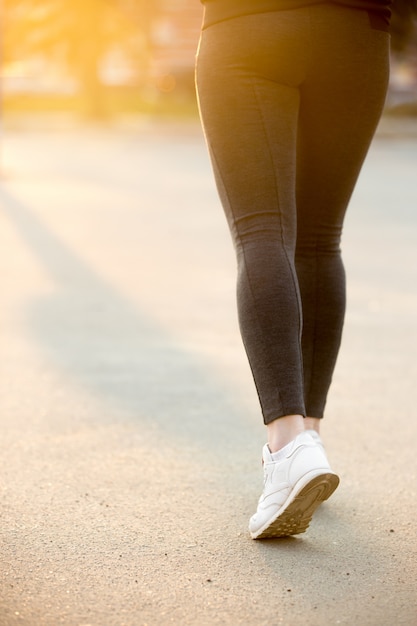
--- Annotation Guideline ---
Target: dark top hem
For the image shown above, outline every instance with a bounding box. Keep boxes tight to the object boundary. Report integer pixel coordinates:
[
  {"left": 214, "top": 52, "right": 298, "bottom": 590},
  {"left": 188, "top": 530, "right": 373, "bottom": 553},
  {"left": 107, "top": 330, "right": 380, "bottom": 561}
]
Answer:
[{"left": 201, "top": 0, "right": 391, "bottom": 28}]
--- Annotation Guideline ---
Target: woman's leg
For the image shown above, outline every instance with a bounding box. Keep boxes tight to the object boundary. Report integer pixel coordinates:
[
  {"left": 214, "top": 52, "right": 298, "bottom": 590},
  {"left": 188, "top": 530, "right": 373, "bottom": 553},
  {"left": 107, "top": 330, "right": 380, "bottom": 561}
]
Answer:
[
  {"left": 196, "top": 12, "right": 311, "bottom": 446},
  {"left": 295, "top": 6, "right": 390, "bottom": 423}
]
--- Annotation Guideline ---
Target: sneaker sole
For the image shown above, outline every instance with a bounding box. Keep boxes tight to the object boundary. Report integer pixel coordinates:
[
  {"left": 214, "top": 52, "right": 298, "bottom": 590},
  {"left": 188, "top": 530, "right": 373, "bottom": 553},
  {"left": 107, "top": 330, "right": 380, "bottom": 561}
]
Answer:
[{"left": 251, "top": 472, "right": 339, "bottom": 540}]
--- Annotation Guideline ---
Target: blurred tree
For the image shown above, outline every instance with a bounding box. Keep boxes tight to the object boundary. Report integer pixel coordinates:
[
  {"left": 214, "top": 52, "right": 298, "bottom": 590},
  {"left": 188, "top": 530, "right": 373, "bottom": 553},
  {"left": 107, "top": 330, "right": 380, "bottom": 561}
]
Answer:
[{"left": 4, "top": 0, "right": 163, "bottom": 117}]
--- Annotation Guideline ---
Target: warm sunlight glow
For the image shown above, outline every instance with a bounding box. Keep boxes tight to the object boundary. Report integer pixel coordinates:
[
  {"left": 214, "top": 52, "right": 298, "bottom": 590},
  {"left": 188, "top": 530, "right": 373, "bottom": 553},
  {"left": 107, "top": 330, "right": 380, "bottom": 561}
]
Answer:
[{"left": 3, "top": 0, "right": 203, "bottom": 119}]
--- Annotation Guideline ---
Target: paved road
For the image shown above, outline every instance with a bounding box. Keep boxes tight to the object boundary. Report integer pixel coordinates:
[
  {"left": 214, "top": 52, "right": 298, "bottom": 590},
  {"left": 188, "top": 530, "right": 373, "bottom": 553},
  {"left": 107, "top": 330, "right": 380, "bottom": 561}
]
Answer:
[{"left": 0, "top": 118, "right": 416, "bottom": 626}]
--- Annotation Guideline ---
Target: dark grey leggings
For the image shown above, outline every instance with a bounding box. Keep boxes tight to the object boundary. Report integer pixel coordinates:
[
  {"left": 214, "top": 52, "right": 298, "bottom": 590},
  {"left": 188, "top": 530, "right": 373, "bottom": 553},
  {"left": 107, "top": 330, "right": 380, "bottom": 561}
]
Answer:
[{"left": 196, "top": 4, "right": 390, "bottom": 424}]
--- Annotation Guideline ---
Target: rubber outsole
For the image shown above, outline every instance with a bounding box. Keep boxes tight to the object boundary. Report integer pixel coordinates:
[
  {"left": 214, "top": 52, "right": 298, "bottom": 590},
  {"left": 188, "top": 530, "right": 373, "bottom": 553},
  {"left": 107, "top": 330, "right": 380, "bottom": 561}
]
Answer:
[{"left": 251, "top": 472, "right": 340, "bottom": 540}]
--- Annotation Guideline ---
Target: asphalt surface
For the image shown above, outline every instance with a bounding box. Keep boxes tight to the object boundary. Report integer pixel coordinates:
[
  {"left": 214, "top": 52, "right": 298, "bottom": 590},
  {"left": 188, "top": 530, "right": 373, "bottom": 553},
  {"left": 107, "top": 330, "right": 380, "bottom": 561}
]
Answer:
[{"left": 0, "top": 116, "right": 416, "bottom": 626}]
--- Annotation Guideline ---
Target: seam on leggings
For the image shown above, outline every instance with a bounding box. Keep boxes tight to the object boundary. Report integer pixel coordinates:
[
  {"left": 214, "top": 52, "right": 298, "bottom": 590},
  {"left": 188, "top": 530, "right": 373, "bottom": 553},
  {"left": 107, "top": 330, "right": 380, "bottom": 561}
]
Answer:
[
  {"left": 252, "top": 81, "right": 302, "bottom": 346},
  {"left": 306, "top": 246, "right": 319, "bottom": 414},
  {"left": 311, "top": 247, "right": 321, "bottom": 417},
  {"left": 304, "top": 6, "right": 315, "bottom": 84},
  {"left": 299, "top": 8, "right": 321, "bottom": 416},
  {"left": 250, "top": 78, "right": 304, "bottom": 392}
]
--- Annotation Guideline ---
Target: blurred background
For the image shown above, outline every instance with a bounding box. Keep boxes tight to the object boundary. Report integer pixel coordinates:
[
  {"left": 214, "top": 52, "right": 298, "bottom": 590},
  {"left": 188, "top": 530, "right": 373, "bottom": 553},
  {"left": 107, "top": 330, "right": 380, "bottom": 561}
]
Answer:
[
  {"left": 1, "top": 0, "right": 416, "bottom": 124},
  {"left": 1, "top": 0, "right": 203, "bottom": 122}
]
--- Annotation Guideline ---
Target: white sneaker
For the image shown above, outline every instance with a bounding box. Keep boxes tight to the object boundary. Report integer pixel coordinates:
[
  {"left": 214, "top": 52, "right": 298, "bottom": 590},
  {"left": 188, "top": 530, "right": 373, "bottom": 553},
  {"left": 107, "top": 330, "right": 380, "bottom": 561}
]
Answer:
[{"left": 249, "top": 431, "right": 339, "bottom": 539}]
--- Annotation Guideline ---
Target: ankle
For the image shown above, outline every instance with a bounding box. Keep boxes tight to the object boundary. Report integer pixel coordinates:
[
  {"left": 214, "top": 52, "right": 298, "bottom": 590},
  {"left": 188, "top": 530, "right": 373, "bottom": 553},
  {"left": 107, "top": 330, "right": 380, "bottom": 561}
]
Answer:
[
  {"left": 304, "top": 416, "right": 321, "bottom": 434},
  {"left": 266, "top": 414, "right": 305, "bottom": 453}
]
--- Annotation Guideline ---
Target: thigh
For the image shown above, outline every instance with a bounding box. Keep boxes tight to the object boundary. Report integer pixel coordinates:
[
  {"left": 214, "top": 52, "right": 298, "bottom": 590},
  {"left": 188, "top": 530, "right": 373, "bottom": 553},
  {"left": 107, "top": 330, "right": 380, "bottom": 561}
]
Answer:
[
  {"left": 196, "top": 12, "right": 310, "bottom": 249},
  {"left": 296, "top": 5, "right": 390, "bottom": 251}
]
